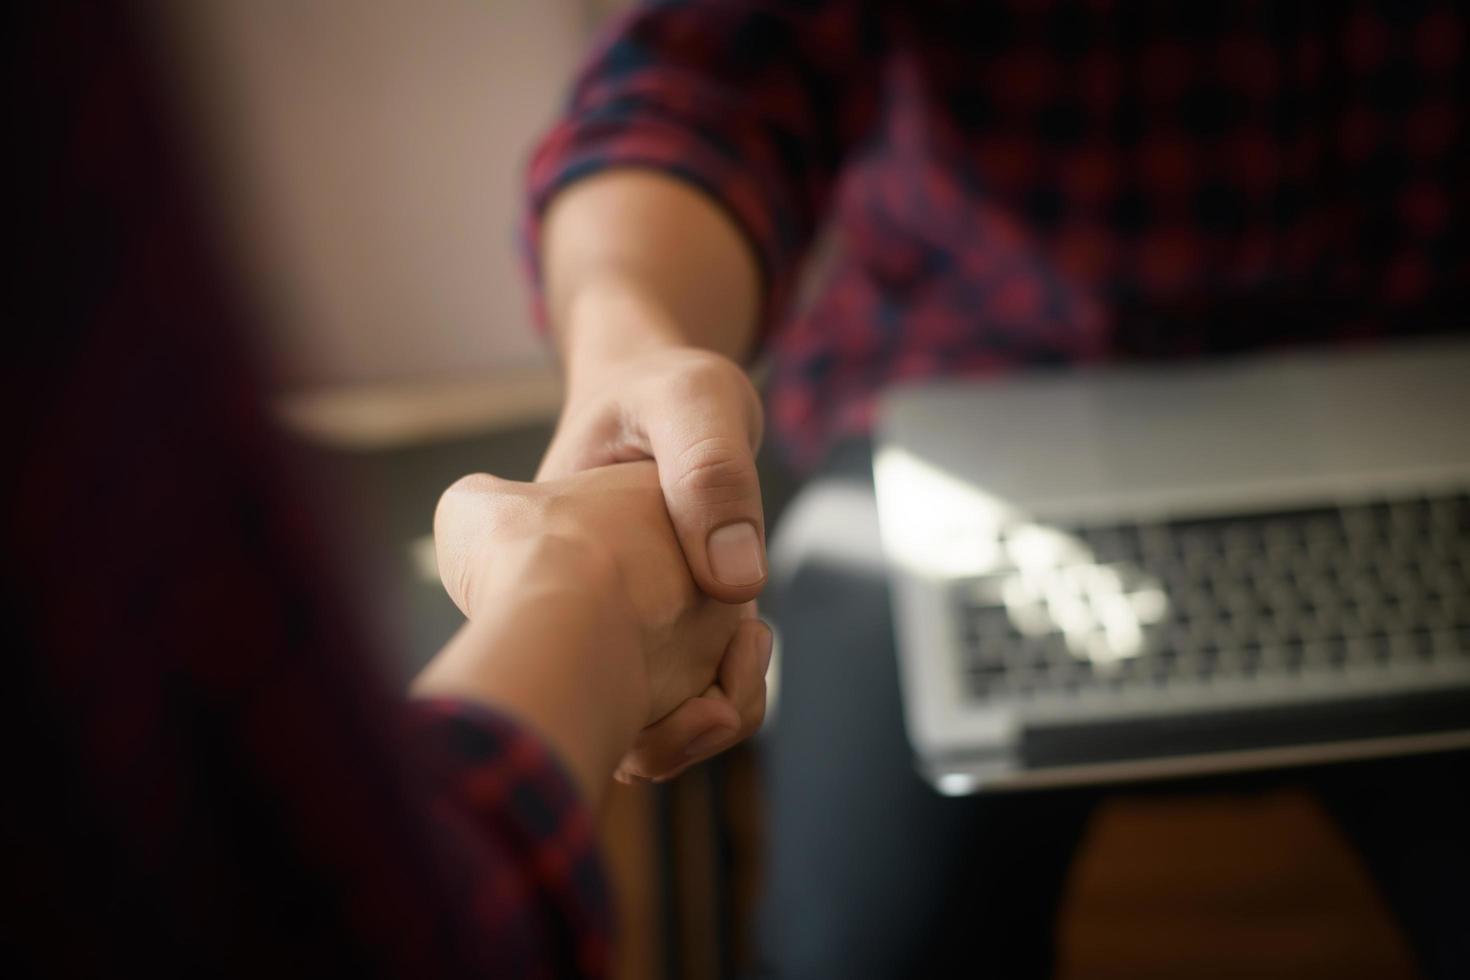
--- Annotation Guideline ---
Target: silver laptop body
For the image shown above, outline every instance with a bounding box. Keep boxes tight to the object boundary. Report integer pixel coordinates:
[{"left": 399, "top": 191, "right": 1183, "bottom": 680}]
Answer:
[{"left": 873, "top": 339, "right": 1470, "bottom": 794}]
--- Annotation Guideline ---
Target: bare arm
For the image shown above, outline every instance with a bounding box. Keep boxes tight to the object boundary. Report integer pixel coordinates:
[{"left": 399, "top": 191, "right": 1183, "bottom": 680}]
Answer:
[
  {"left": 543, "top": 169, "right": 761, "bottom": 374},
  {"left": 412, "top": 542, "right": 644, "bottom": 810},
  {"left": 537, "top": 171, "right": 771, "bottom": 610},
  {"left": 526, "top": 1, "right": 885, "bottom": 777}
]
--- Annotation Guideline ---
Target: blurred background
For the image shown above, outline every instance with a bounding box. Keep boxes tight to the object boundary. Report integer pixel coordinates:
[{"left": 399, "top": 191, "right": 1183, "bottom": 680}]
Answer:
[
  {"left": 167, "top": 0, "right": 580, "bottom": 416},
  {"left": 160, "top": 0, "right": 647, "bottom": 662},
  {"left": 150, "top": 3, "right": 1426, "bottom": 978}
]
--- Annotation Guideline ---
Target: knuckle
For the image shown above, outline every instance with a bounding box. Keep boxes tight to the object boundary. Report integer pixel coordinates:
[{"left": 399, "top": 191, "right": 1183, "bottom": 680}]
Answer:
[
  {"left": 662, "top": 355, "right": 759, "bottom": 418},
  {"left": 670, "top": 436, "right": 757, "bottom": 506},
  {"left": 438, "top": 471, "right": 496, "bottom": 508},
  {"left": 435, "top": 473, "right": 503, "bottom": 538},
  {"left": 432, "top": 473, "right": 515, "bottom": 617},
  {"left": 456, "top": 471, "right": 500, "bottom": 491},
  {"left": 667, "top": 351, "right": 737, "bottom": 391}
]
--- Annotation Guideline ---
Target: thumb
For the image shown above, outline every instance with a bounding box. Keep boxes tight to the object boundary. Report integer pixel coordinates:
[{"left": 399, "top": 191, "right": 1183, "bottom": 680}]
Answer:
[{"left": 644, "top": 388, "right": 767, "bottom": 605}]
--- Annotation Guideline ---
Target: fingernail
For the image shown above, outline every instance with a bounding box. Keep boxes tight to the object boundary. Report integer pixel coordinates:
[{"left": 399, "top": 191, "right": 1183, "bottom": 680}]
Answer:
[
  {"left": 756, "top": 624, "right": 774, "bottom": 677},
  {"left": 683, "top": 726, "right": 735, "bottom": 761},
  {"left": 708, "top": 522, "right": 765, "bottom": 587}
]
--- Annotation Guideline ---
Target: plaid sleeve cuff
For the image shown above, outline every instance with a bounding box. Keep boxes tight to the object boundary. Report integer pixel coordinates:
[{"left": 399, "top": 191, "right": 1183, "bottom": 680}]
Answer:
[
  {"left": 522, "top": 72, "right": 810, "bottom": 345},
  {"left": 406, "top": 698, "right": 611, "bottom": 979}
]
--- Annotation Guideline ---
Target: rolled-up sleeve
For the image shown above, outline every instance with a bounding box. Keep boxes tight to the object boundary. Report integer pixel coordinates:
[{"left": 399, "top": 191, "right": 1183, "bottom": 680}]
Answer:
[
  {"left": 524, "top": 0, "right": 885, "bottom": 337},
  {"left": 406, "top": 699, "right": 612, "bottom": 980}
]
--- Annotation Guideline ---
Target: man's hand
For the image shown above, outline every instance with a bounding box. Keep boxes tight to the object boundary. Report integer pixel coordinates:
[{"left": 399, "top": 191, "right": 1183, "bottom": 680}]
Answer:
[
  {"left": 540, "top": 277, "right": 770, "bottom": 605},
  {"left": 539, "top": 336, "right": 769, "bottom": 606},
  {"left": 615, "top": 615, "right": 771, "bottom": 785},
  {"left": 534, "top": 170, "right": 773, "bottom": 780}
]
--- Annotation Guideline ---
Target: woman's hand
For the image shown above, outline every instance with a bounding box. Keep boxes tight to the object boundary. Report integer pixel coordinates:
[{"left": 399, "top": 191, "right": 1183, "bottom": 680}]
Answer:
[{"left": 614, "top": 616, "right": 771, "bottom": 785}]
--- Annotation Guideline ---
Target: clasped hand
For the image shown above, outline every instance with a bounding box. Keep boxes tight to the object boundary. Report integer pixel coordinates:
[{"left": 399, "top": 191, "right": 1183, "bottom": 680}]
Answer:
[{"left": 424, "top": 461, "right": 769, "bottom": 786}]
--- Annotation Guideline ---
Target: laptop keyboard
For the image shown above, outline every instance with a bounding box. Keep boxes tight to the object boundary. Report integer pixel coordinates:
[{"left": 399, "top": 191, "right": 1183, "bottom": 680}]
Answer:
[{"left": 957, "top": 492, "right": 1470, "bottom": 704}]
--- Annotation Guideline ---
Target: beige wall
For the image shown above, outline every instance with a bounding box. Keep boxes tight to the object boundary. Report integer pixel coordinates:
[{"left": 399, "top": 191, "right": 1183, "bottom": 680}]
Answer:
[{"left": 171, "top": 0, "right": 596, "bottom": 390}]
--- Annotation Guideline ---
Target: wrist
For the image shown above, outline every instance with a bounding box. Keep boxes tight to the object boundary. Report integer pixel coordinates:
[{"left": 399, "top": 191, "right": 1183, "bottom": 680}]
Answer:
[
  {"left": 412, "top": 556, "right": 647, "bottom": 807},
  {"left": 557, "top": 276, "right": 692, "bottom": 385}
]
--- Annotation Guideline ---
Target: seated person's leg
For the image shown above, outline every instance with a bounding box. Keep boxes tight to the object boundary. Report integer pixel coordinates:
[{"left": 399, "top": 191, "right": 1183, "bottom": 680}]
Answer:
[{"left": 754, "top": 455, "right": 1093, "bottom": 980}]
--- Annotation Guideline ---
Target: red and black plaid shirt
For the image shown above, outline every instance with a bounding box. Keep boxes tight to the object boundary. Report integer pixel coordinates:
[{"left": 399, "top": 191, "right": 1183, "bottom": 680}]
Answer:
[
  {"left": 8, "top": 7, "right": 608, "bottom": 977},
  {"left": 528, "top": 0, "right": 1468, "bottom": 466}
]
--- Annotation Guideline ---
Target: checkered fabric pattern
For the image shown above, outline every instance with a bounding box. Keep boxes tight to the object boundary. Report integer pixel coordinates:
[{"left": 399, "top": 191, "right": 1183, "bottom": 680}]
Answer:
[
  {"left": 527, "top": 0, "right": 1468, "bottom": 466},
  {"left": 9, "top": 6, "right": 609, "bottom": 977}
]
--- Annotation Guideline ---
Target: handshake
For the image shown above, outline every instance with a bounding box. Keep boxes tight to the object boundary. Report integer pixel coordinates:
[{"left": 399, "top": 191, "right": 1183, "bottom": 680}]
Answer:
[
  {"left": 415, "top": 339, "right": 772, "bottom": 802},
  {"left": 415, "top": 459, "right": 770, "bottom": 799}
]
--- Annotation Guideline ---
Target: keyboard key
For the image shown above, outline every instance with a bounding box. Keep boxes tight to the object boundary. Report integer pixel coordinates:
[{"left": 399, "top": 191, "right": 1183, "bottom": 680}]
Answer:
[{"left": 957, "top": 492, "right": 1470, "bottom": 702}]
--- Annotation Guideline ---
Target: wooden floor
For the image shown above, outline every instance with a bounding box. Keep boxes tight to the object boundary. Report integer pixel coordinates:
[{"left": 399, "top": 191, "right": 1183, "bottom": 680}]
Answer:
[
  {"left": 1057, "top": 789, "right": 1417, "bottom": 979},
  {"left": 601, "top": 766, "right": 1420, "bottom": 979}
]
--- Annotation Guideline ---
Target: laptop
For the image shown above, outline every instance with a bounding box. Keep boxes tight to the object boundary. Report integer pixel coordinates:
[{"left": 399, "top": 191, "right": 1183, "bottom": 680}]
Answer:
[{"left": 872, "top": 339, "right": 1470, "bottom": 794}]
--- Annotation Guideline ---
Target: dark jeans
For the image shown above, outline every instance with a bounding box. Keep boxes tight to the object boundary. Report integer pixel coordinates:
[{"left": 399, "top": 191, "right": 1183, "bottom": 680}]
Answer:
[{"left": 752, "top": 443, "right": 1470, "bottom": 980}]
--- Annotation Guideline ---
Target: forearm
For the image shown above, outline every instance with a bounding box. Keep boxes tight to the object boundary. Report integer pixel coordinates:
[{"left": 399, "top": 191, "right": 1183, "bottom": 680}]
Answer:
[
  {"left": 542, "top": 170, "right": 762, "bottom": 377},
  {"left": 411, "top": 556, "right": 645, "bottom": 810}
]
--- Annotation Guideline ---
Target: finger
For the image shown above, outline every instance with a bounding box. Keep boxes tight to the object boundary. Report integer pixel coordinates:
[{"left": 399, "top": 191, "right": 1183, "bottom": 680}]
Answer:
[
  {"left": 617, "top": 619, "right": 772, "bottom": 781},
  {"left": 645, "top": 675, "right": 765, "bottom": 784},
  {"left": 642, "top": 366, "right": 768, "bottom": 604},
  {"left": 616, "top": 696, "right": 740, "bottom": 782},
  {"left": 534, "top": 437, "right": 576, "bottom": 482},
  {"left": 535, "top": 410, "right": 632, "bottom": 481},
  {"left": 714, "top": 618, "right": 773, "bottom": 728}
]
